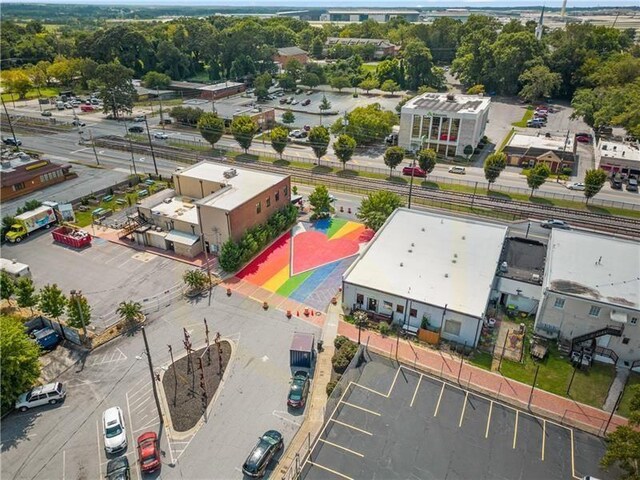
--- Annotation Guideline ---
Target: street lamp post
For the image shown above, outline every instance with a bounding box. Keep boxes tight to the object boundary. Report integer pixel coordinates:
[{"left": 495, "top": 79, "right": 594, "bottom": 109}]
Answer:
[
  {"left": 123, "top": 121, "right": 138, "bottom": 177},
  {"left": 142, "top": 116, "right": 159, "bottom": 176}
]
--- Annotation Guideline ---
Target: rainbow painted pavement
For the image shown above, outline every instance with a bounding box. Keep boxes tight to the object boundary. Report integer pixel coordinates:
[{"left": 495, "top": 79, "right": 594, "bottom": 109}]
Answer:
[{"left": 235, "top": 218, "right": 374, "bottom": 311}]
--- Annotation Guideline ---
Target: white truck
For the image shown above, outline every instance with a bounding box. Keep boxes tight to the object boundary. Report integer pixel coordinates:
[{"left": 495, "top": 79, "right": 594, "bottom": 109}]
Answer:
[
  {"left": 0, "top": 258, "right": 31, "bottom": 279},
  {"left": 6, "top": 204, "right": 58, "bottom": 243}
]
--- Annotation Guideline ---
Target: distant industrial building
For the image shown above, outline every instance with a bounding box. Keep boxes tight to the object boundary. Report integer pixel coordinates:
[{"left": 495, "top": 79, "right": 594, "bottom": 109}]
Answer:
[
  {"left": 503, "top": 133, "right": 576, "bottom": 173},
  {"left": 596, "top": 139, "right": 640, "bottom": 176},
  {"left": 0, "top": 154, "right": 74, "bottom": 202},
  {"left": 325, "top": 37, "right": 399, "bottom": 59},
  {"left": 398, "top": 92, "right": 491, "bottom": 158},
  {"left": 321, "top": 9, "right": 420, "bottom": 22},
  {"left": 132, "top": 162, "right": 290, "bottom": 257}
]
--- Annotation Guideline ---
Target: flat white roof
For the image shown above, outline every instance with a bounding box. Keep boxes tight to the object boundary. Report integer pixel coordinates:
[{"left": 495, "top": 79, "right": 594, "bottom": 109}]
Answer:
[
  {"left": 198, "top": 81, "right": 244, "bottom": 92},
  {"left": 402, "top": 92, "right": 491, "bottom": 116},
  {"left": 546, "top": 229, "right": 640, "bottom": 311},
  {"left": 599, "top": 140, "right": 640, "bottom": 164},
  {"left": 149, "top": 196, "right": 199, "bottom": 224},
  {"left": 508, "top": 133, "right": 574, "bottom": 152},
  {"left": 343, "top": 209, "right": 507, "bottom": 318},
  {"left": 177, "top": 161, "right": 287, "bottom": 211}
]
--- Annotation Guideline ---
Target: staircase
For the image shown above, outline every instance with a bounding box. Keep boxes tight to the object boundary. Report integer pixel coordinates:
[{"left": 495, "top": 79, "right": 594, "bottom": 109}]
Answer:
[
  {"left": 571, "top": 325, "right": 624, "bottom": 350},
  {"left": 118, "top": 214, "right": 147, "bottom": 239}
]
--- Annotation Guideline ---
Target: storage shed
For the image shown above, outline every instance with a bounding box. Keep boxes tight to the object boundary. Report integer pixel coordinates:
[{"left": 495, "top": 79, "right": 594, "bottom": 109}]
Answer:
[{"left": 290, "top": 332, "right": 315, "bottom": 368}]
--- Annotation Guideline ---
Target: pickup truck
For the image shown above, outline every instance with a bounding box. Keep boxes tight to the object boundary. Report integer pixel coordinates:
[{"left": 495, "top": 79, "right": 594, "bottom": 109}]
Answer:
[
  {"left": 52, "top": 226, "right": 92, "bottom": 249},
  {"left": 6, "top": 205, "right": 58, "bottom": 243}
]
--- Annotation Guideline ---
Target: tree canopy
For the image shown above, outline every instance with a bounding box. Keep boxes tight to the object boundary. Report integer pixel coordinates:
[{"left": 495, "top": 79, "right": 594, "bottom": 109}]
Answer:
[
  {"left": 230, "top": 115, "right": 257, "bottom": 153},
  {"left": 332, "top": 103, "right": 397, "bottom": 145},
  {"left": 384, "top": 146, "right": 404, "bottom": 176},
  {"left": 270, "top": 126, "right": 289, "bottom": 159},
  {"left": 308, "top": 125, "right": 330, "bottom": 163},
  {"left": 483, "top": 152, "right": 507, "bottom": 190},
  {"left": 357, "top": 191, "right": 404, "bottom": 231},
  {"left": 197, "top": 112, "right": 225, "bottom": 147},
  {"left": 333, "top": 134, "right": 357, "bottom": 170},
  {"left": 584, "top": 169, "right": 608, "bottom": 204}
]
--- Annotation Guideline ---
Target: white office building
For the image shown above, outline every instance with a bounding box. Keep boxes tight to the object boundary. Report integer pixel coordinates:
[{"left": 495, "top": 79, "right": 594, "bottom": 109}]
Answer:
[
  {"left": 342, "top": 209, "right": 507, "bottom": 347},
  {"left": 398, "top": 92, "right": 491, "bottom": 158}
]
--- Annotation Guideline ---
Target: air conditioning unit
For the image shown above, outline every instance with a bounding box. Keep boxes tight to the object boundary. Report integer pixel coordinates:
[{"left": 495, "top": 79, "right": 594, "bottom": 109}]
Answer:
[
  {"left": 223, "top": 168, "right": 238, "bottom": 179},
  {"left": 163, "top": 198, "right": 172, "bottom": 204},
  {"left": 532, "top": 273, "right": 541, "bottom": 282}
]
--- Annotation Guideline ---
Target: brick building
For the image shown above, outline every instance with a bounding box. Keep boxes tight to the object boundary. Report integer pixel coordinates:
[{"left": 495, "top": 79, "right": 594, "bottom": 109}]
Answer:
[
  {"left": 167, "top": 81, "right": 246, "bottom": 100},
  {"left": 134, "top": 162, "right": 290, "bottom": 257},
  {"left": 325, "top": 37, "right": 399, "bottom": 59},
  {"left": 273, "top": 47, "right": 309, "bottom": 67},
  {"left": 1, "top": 155, "right": 73, "bottom": 202},
  {"left": 503, "top": 133, "right": 576, "bottom": 173}
]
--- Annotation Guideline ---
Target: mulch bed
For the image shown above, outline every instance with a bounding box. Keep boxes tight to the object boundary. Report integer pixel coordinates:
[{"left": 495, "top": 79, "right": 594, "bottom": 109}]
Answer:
[{"left": 162, "top": 341, "right": 231, "bottom": 432}]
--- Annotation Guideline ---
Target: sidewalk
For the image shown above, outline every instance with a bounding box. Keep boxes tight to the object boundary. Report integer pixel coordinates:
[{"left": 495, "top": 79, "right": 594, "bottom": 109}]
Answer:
[{"left": 337, "top": 321, "right": 628, "bottom": 436}]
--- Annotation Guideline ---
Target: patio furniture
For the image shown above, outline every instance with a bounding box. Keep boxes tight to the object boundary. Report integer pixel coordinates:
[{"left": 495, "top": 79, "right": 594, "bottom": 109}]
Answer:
[
  {"left": 103, "top": 195, "right": 114, "bottom": 202},
  {"left": 138, "top": 189, "right": 149, "bottom": 197}
]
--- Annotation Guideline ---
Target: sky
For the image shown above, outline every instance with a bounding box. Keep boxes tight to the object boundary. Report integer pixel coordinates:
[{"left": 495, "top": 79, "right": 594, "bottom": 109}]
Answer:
[{"left": 2, "top": 0, "right": 640, "bottom": 7}]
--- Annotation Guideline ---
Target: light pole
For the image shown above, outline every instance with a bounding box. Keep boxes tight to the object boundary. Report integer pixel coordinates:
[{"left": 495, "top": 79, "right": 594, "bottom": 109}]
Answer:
[
  {"left": 69, "top": 289, "right": 88, "bottom": 338},
  {"left": 142, "top": 116, "right": 159, "bottom": 176},
  {"left": 408, "top": 146, "right": 418, "bottom": 209},
  {"left": 123, "top": 121, "right": 138, "bottom": 177},
  {"left": 1, "top": 97, "right": 20, "bottom": 152},
  {"left": 141, "top": 326, "right": 164, "bottom": 425}
]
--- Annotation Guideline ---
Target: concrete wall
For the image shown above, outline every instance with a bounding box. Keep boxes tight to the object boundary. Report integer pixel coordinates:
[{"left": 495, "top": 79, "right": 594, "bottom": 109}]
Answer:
[
  {"left": 342, "top": 282, "right": 483, "bottom": 347},
  {"left": 535, "top": 291, "right": 640, "bottom": 362},
  {"left": 198, "top": 204, "right": 231, "bottom": 253},
  {"left": 174, "top": 174, "right": 224, "bottom": 200}
]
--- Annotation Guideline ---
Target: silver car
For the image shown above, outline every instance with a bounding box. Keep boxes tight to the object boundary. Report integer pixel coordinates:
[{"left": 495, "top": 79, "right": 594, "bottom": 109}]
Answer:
[{"left": 103, "top": 406, "right": 127, "bottom": 453}]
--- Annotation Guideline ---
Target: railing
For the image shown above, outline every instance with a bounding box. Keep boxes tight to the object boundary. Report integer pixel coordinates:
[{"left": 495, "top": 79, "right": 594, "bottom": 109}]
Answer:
[{"left": 594, "top": 345, "right": 619, "bottom": 365}]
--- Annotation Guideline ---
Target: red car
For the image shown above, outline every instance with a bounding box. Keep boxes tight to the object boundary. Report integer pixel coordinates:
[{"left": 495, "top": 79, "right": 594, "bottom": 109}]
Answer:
[
  {"left": 402, "top": 166, "right": 427, "bottom": 178},
  {"left": 137, "top": 432, "right": 161, "bottom": 473},
  {"left": 576, "top": 135, "right": 591, "bottom": 143}
]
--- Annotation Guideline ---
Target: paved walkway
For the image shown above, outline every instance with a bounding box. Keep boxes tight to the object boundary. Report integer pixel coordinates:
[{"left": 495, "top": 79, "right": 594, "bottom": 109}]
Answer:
[
  {"left": 337, "top": 321, "right": 627, "bottom": 436},
  {"left": 604, "top": 367, "right": 631, "bottom": 412}
]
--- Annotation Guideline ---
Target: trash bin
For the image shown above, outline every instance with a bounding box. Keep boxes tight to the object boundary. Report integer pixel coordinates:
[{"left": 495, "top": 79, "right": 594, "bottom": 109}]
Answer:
[{"left": 317, "top": 340, "right": 324, "bottom": 352}]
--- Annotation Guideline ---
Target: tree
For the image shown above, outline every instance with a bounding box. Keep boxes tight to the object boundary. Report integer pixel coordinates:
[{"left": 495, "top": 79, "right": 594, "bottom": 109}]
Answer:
[
  {"left": 1, "top": 69, "right": 32, "bottom": 100},
  {"left": 197, "top": 112, "right": 225, "bottom": 148},
  {"left": 270, "top": 126, "right": 289, "bottom": 159},
  {"left": 15, "top": 277, "right": 38, "bottom": 314},
  {"left": 301, "top": 73, "right": 320, "bottom": 89},
  {"left": 282, "top": 109, "right": 295, "bottom": 124},
  {"left": 380, "top": 79, "right": 400, "bottom": 95},
  {"left": 278, "top": 73, "right": 296, "bottom": 91},
  {"left": 95, "top": 62, "right": 137, "bottom": 119},
  {"left": 311, "top": 37, "right": 324, "bottom": 58},
  {"left": 142, "top": 71, "right": 171, "bottom": 89},
  {"left": 483, "top": 152, "right": 507, "bottom": 190},
  {"left": 334, "top": 103, "right": 397, "bottom": 145},
  {"left": 330, "top": 75, "right": 351, "bottom": 92},
  {"left": 417, "top": 148, "right": 437, "bottom": 173},
  {"left": 357, "top": 191, "right": 404, "bottom": 231},
  {"left": 333, "top": 134, "right": 357, "bottom": 170},
  {"left": 0, "top": 314, "right": 41, "bottom": 413},
  {"left": 466, "top": 84, "right": 486, "bottom": 95},
  {"left": 384, "top": 146, "right": 405, "bottom": 176},
  {"left": 308, "top": 185, "right": 332, "bottom": 219},
  {"left": 318, "top": 95, "right": 332, "bottom": 125},
  {"left": 182, "top": 269, "right": 209, "bottom": 292},
  {"left": 601, "top": 384, "right": 640, "bottom": 478},
  {"left": 526, "top": 163, "right": 551, "bottom": 197},
  {"left": 170, "top": 106, "right": 204, "bottom": 127},
  {"left": 376, "top": 59, "right": 402, "bottom": 86},
  {"left": 518, "top": 65, "right": 562, "bottom": 103},
  {"left": 308, "top": 125, "right": 330, "bottom": 165},
  {"left": 284, "top": 58, "right": 304, "bottom": 81},
  {"left": 584, "top": 169, "right": 608, "bottom": 204},
  {"left": 358, "top": 78, "right": 379, "bottom": 94},
  {"left": 403, "top": 40, "right": 435, "bottom": 91},
  {"left": 66, "top": 292, "right": 91, "bottom": 330},
  {"left": 116, "top": 301, "right": 143, "bottom": 327},
  {"left": 38, "top": 284, "right": 66, "bottom": 320},
  {"left": 231, "top": 115, "right": 257, "bottom": 153},
  {"left": 0, "top": 272, "right": 15, "bottom": 306}
]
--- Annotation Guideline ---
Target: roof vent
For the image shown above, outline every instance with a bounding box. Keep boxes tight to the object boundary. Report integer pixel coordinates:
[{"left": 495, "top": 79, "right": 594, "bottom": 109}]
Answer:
[
  {"left": 421, "top": 227, "right": 425, "bottom": 232},
  {"left": 163, "top": 198, "right": 172, "bottom": 204},
  {"left": 454, "top": 253, "right": 458, "bottom": 258},
  {"left": 532, "top": 273, "right": 541, "bottom": 282},
  {"left": 444, "top": 273, "right": 449, "bottom": 278},
  {"left": 446, "top": 93, "right": 455, "bottom": 102},
  {"left": 223, "top": 168, "right": 238, "bottom": 179},
  {"left": 408, "top": 249, "right": 412, "bottom": 253},
  {"left": 462, "top": 236, "right": 466, "bottom": 240},
  {"left": 500, "top": 261, "right": 508, "bottom": 272},
  {"left": 411, "top": 242, "right": 415, "bottom": 247},
  {"left": 400, "top": 262, "right": 404, "bottom": 267}
]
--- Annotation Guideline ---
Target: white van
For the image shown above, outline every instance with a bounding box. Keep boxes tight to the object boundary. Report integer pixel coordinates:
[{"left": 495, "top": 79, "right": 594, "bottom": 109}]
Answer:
[
  {"left": 0, "top": 258, "right": 31, "bottom": 280},
  {"left": 56, "top": 100, "right": 65, "bottom": 110},
  {"left": 15, "top": 382, "right": 66, "bottom": 411}
]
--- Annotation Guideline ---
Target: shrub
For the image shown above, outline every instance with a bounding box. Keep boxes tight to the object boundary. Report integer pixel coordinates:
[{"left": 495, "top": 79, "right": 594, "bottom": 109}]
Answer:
[
  {"left": 334, "top": 335, "right": 350, "bottom": 350},
  {"left": 379, "top": 322, "right": 391, "bottom": 336},
  {"left": 561, "top": 167, "right": 573, "bottom": 176},
  {"left": 326, "top": 378, "right": 340, "bottom": 396},
  {"left": 331, "top": 350, "right": 351, "bottom": 373}
]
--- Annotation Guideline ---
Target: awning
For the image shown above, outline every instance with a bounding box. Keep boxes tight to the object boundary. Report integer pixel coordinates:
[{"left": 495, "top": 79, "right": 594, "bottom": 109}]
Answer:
[
  {"left": 165, "top": 230, "right": 199, "bottom": 246},
  {"left": 610, "top": 311, "right": 628, "bottom": 324}
]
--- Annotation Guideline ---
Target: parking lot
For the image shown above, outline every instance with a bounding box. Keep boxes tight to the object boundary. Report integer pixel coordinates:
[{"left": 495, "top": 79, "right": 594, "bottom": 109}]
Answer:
[{"left": 301, "top": 356, "right": 615, "bottom": 480}]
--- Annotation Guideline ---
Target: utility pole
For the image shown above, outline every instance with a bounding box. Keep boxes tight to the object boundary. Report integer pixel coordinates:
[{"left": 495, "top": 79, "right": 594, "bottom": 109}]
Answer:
[
  {"left": 558, "top": 129, "right": 571, "bottom": 183},
  {"left": 408, "top": 152, "right": 417, "bottom": 209},
  {"left": 1, "top": 97, "right": 20, "bottom": 151},
  {"left": 69, "top": 290, "right": 88, "bottom": 338},
  {"left": 157, "top": 88, "right": 165, "bottom": 131},
  {"left": 89, "top": 130, "right": 100, "bottom": 166},
  {"left": 143, "top": 116, "right": 159, "bottom": 176},
  {"left": 141, "top": 326, "right": 163, "bottom": 424},
  {"left": 124, "top": 121, "right": 138, "bottom": 177},
  {"left": 528, "top": 364, "right": 540, "bottom": 409}
]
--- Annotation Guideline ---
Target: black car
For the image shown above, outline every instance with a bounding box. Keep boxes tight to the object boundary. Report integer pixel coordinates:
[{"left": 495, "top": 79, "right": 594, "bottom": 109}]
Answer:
[
  {"left": 242, "top": 430, "right": 283, "bottom": 478},
  {"left": 106, "top": 456, "right": 130, "bottom": 480},
  {"left": 287, "top": 371, "right": 310, "bottom": 408},
  {"left": 3, "top": 137, "right": 22, "bottom": 146},
  {"left": 128, "top": 126, "right": 144, "bottom": 133},
  {"left": 627, "top": 176, "right": 639, "bottom": 192}
]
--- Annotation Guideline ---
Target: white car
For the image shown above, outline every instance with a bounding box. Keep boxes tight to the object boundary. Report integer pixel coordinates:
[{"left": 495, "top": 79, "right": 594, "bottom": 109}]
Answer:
[
  {"left": 448, "top": 166, "right": 466, "bottom": 174},
  {"left": 102, "top": 407, "right": 127, "bottom": 453},
  {"left": 291, "top": 99, "right": 299, "bottom": 105},
  {"left": 15, "top": 382, "right": 66, "bottom": 411},
  {"left": 566, "top": 182, "right": 585, "bottom": 191},
  {"left": 154, "top": 132, "right": 168, "bottom": 139}
]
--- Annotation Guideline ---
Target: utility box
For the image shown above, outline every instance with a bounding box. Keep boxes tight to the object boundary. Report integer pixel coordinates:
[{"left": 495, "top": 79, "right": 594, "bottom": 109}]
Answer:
[{"left": 290, "top": 332, "right": 315, "bottom": 368}]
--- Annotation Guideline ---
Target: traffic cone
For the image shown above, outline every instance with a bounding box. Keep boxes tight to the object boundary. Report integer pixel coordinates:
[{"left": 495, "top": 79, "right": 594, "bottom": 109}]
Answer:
[
  {"left": 340, "top": 206, "right": 344, "bottom": 212},
  {"left": 286, "top": 310, "right": 292, "bottom": 318},
  {"left": 348, "top": 207, "right": 352, "bottom": 214}
]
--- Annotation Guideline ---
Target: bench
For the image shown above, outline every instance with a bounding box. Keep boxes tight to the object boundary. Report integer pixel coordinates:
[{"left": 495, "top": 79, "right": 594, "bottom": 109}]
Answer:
[{"left": 401, "top": 324, "right": 419, "bottom": 336}]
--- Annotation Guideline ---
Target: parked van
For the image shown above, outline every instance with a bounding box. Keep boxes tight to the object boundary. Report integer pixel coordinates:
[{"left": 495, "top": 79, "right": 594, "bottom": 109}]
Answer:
[
  {"left": 0, "top": 258, "right": 31, "bottom": 280},
  {"left": 15, "top": 382, "right": 66, "bottom": 411},
  {"left": 56, "top": 100, "right": 64, "bottom": 110}
]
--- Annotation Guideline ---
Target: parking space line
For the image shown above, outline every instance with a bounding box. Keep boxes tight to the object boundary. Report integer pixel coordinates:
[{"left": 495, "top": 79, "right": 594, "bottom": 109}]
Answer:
[
  {"left": 513, "top": 410, "right": 519, "bottom": 449},
  {"left": 341, "top": 401, "right": 380, "bottom": 416},
  {"left": 62, "top": 450, "right": 65, "bottom": 480},
  {"left": 485, "top": 401, "right": 493, "bottom": 438},
  {"left": 386, "top": 368, "right": 401, "bottom": 397},
  {"left": 96, "top": 420, "right": 102, "bottom": 479},
  {"left": 319, "top": 439, "right": 364, "bottom": 457},
  {"left": 459, "top": 391, "right": 469, "bottom": 427},
  {"left": 571, "top": 428, "right": 576, "bottom": 478},
  {"left": 410, "top": 375, "right": 422, "bottom": 407},
  {"left": 126, "top": 387, "right": 142, "bottom": 480},
  {"left": 542, "top": 420, "right": 546, "bottom": 461},
  {"left": 308, "top": 461, "right": 354, "bottom": 480},
  {"left": 352, "top": 382, "right": 386, "bottom": 397},
  {"left": 434, "top": 383, "right": 446, "bottom": 417},
  {"left": 331, "top": 419, "right": 372, "bottom": 436}
]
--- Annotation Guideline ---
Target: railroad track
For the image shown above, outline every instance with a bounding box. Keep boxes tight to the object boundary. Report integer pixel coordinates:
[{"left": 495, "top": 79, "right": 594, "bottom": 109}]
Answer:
[{"left": 93, "top": 136, "right": 640, "bottom": 239}]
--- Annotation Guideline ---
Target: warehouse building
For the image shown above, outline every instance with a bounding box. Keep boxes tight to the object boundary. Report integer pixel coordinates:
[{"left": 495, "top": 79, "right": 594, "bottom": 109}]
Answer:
[
  {"left": 398, "top": 92, "right": 491, "bottom": 158},
  {"left": 342, "top": 209, "right": 507, "bottom": 347},
  {"left": 321, "top": 9, "right": 420, "bottom": 22}
]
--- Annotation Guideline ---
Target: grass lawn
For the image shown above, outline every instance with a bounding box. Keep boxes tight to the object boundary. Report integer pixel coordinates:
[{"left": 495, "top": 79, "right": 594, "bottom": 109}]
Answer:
[
  {"left": 512, "top": 106, "right": 534, "bottom": 127},
  {"left": 500, "top": 345, "right": 615, "bottom": 408},
  {"left": 469, "top": 351, "right": 493, "bottom": 371},
  {"left": 617, "top": 372, "right": 640, "bottom": 418},
  {"left": 360, "top": 64, "right": 378, "bottom": 75},
  {"left": 185, "top": 72, "right": 211, "bottom": 83},
  {"left": 497, "top": 128, "right": 516, "bottom": 152},
  {"left": 1, "top": 87, "right": 60, "bottom": 102}
]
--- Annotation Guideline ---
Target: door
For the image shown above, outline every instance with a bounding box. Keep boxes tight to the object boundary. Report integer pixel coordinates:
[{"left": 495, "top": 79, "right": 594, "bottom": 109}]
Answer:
[{"left": 367, "top": 298, "right": 378, "bottom": 312}]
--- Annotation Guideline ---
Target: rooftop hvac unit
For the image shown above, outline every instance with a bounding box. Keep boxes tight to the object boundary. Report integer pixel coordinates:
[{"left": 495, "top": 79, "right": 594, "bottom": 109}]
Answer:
[
  {"left": 223, "top": 168, "right": 238, "bottom": 179},
  {"left": 163, "top": 198, "right": 172, "bottom": 204},
  {"left": 500, "top": 261, "right": 508, "bottom": 272},
  {"left": 532, "top": 273, "right": 541, "bottom": 282}
]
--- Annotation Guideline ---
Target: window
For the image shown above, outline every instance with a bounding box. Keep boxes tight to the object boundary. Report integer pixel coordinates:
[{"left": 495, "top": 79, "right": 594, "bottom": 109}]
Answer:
[
  {"left": 632, "top": 317, "right": 638, "bottom": 325},
  {"left": 623, "top": 337, "right": 630, "bottom": 345},
  {"left": 367, "top": 298, "right": 378, "bottom": 311},
  {"left": 420, "top": 115, "right": 431, "bottom": 138},
  {"left": 410, "top": 308, "right": 417, "bottom": 318},
  {"left": 430, "top": 116, "right": 441, "bottom": 141},
  {"left": 256, "top": 202, "right": 261, "bottom": 214},
  {"left": 266, "top": 197, "right": 271, "bottom": 208},
  {"left": 356, "top": 294, "right": 364, "bottom": 305},
  {"left": 444, "top": 319, "right": 462, "bottom": 336},
  {"left": 13, "top": 182, "right": 25, "bottom": 191},
  {"left": 396, "top": 305, "right": 404, "bottom": 314},
  {"left": 440, "top": 117, "right": 450, "bottom": 141},
  {"left": 275, "top": 191, "right": 280, "bottom": 202},
  {"left": 449, "top": 118, "right": 460, "bottom": 142},
  {"left": 383, "top": 301, "right": 393, "bottom": 310},
  {"left": 589, "top": 306, "right": 601, "bottom": 317},
  {"left": 411, "top": 115, "right": 421, "bottom": 138},
  {"left": 284, "top": 186, "right": 288, "bottom": 197},
  {"left": 554, "top": 298, "right": 565, "bottom": 309}
]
